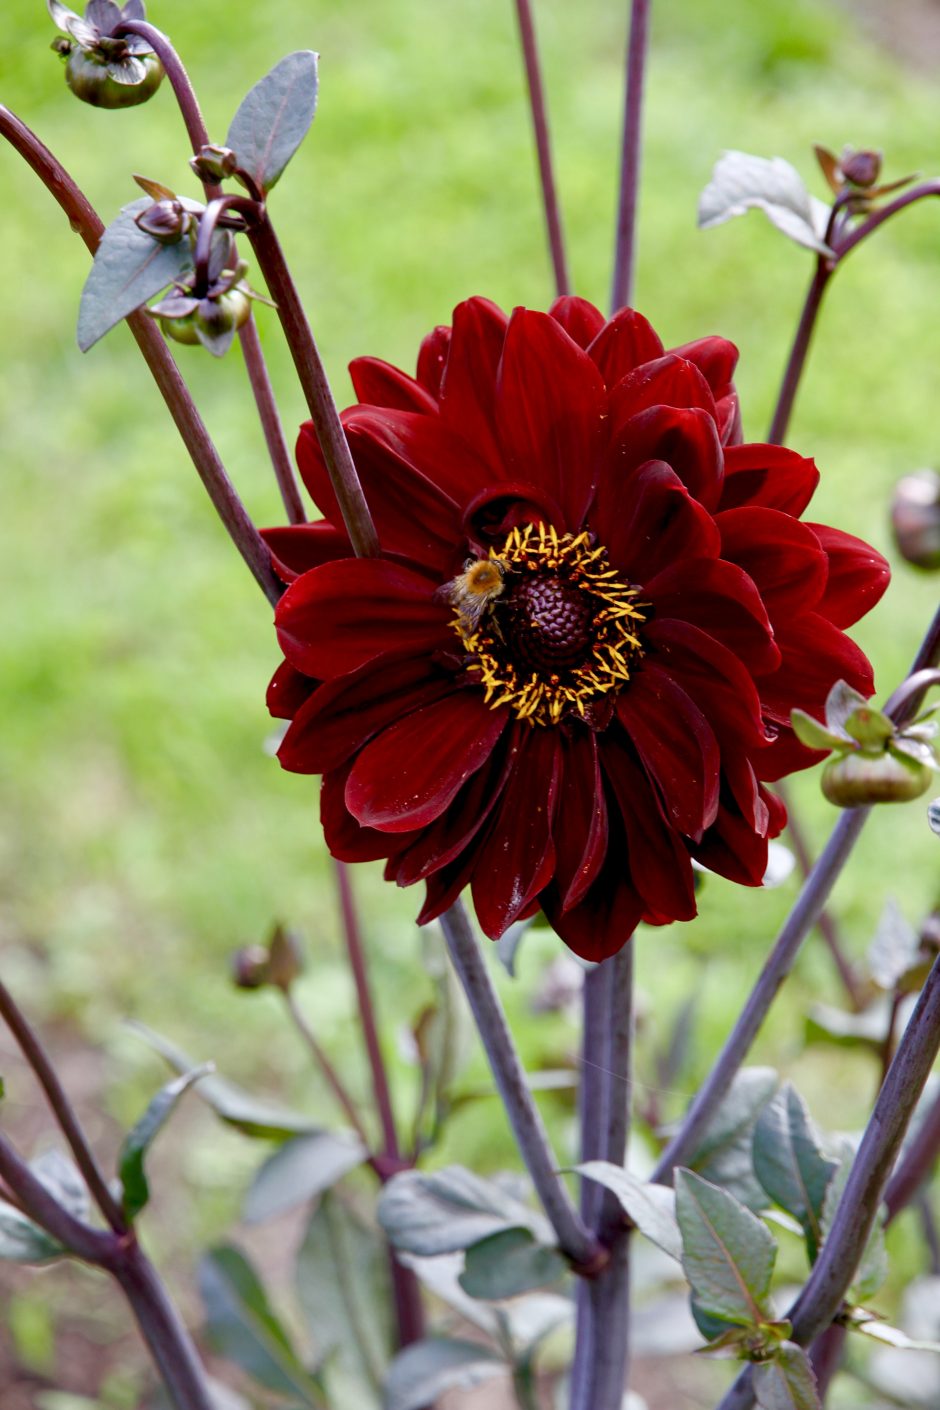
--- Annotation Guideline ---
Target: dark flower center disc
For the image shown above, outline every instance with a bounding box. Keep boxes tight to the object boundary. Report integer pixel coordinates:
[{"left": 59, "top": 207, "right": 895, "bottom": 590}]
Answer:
[{"left": 445, "top": 523, "right": 646, "bottom": 726}]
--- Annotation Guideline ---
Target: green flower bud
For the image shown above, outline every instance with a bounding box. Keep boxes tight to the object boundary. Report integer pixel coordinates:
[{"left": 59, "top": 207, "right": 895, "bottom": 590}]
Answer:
[
  {"left": 190, "top": 145, "right": 239, "bottom": 183},
  {"left": 822, "top": 750, "right": 934, "bottom": 807}
]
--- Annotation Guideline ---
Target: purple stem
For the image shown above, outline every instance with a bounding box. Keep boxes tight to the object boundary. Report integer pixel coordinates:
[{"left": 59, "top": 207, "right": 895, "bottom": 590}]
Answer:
[
  {"left": 513, "top": 0, "right": 570, "bottom": 296},
  {"left": 0, "top": 105, "right": 281, "bottom": 606},
  {"left": 0, "top": 977, "right": 125, "bottom": 1232},
  {"left": 0, "top": 1131, "right": 114, "bottom": 1264},
  {"left": 282, "top": 990, "right": 371, "bottom": 1149},
  {"left": 766, "top": 260, "right": 833, "bottom": 446},
  {"left": 113, "top": 1240, "right": 217, "bottom": 1410},
  {"left": 610, "top": 0, "right": 651, "bottom": 310},
  {"left": 117, "top": 20, "right": 306, "bottom": 525},
  {"left": 245, "top": 217, "right": 380, "bottom": 558},
  {"left": 571, "top": 947, "right": 636, "bottom": 1410},
  {"left": 439, "top": 901, "right": 605, "bottom": 1271},
  {"left": 884, "top": 1083, "right": 940, "bottom": 1221},
  {"left": 716, "top": 951, "right": 940, "bottom": 1410}
]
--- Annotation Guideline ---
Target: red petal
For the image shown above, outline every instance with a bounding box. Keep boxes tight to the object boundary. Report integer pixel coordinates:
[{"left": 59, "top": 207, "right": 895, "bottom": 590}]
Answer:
[
  {"left": 262, "top": 522, "right": 351, "bottom": 582},
  {"left": 644, "top": 618, "right": 768, "bottom": 750},
  {"left": 321, "top": 763, "right": 417, "bottom": 862},
  {"left": 552, "top": 732, "right": 608, "bottom": 911},
  {"left": 602, "top": 744, "right": 698, "bottom": 920},
  {"left": 716, "top": 507, "right": 828, "bottom": 614},
  {"left": 669, "top": 336, "right": 739, "bottom": 400},
  {"left": 276, "top": 559, "right": 448, "bottom": 679},
  {"left": 350, "top": 356, "right": 439, "bottom": 413},
  {"left": 690, "top": 796, "right": 769, "bottom": 886},
  {"left": 495, "top": 309, "right": 607, "bottom": 530},
  {"left": 267, "top": 660, "right": 315, "bottom": 720},
  {"left": 610, "top": 405, "right": 724, "bottom": 508},
  {"left": 593, "top": 459, "right": 721, "bottom": 581},
  {"left": 542, "top": 854, "right": 642, "bottom": 962},
  {"left": 417, "top": 850, "right": 478, "bottom": 925},
  {"left": 346, "top": 693, "right": 508, "bottom": 831},
  {"left": 645, "top": 557, "right": 780, "bottom": 674},
  {"left": 471, "top": 725, "right": 561, "bottom": 937},
  {"left": 549, "top": 296, "right": 606, "bottom": 348},
  {"left": 616, "top": 666, "right": 720, "bottom": 837},
  {"left": 439, "top": 297, "right": 510, "bottom": 475},
  {"left": 806, "top": 523, "right": 891, "bottom": 628},
  {"left": 278, "top": 654, "right": 456, "bottom": 774},
  {"left": 587, "top": 308, "right": 664, "bottom": 387},
  {"left": 757, "top": 613, "right": 875, "bottom": 721},
  {"left": 417, "top": 325, "right": 450, "bottom": 397},
  {"left": 609, "top": 354, "right": 717, "bottom": 428},
  {"left": 720, "top": 444, "right": 819, "bottom": 515}
]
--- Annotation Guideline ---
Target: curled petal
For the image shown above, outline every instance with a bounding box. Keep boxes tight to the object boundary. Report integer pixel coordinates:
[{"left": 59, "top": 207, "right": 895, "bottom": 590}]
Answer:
[
  {"left": 806, "top": 523, "right": 890, "bottom": 628},
  {"left": 549, "top": 295, "right": 606, "bottom": 348},
  {"left": 720, "top": 443, "right": 819, "bottom": 515},
  {"left": 587, "top": 307, "right": 664, "bottom": 387},
  {"left": 350, "top": 357, "right": 439, "bottom": 413}
]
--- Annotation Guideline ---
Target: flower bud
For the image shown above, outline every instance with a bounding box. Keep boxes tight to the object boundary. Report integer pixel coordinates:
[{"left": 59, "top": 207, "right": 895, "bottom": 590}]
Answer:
[
  {"left": 135, "top": 199, "right": 191, "bottom": 244},
  {"left": 265, "top": 925, "right": 304, "bottom": 991},
  {"left": 840, "top": 148, "right": 882, "bottom": 188},
  {"left": 822, "top": 750, "right": 933, "bottom": 806},
  {"left": 63, "top": 46, "right": 163, "bottom": 109},
  {"left": 190, "top": 145, "right": 239, "bottom": 183},
  {"left": 891, "top": 470, "right": 940, "bottom": 571},
  {"left": 231, "top": 945, "right": 271, "bottom": 989}
]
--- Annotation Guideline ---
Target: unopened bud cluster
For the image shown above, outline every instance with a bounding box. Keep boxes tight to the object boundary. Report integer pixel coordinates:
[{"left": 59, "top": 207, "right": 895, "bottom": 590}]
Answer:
[
  {"left": 814, "top": 143, "right": 915, "bottom": 214},
  {"left": 48, "top": 1, "right": 164, "bottom": 109},
  {"left": 231, "top": 926, "right": 304, "bottom": 992}
]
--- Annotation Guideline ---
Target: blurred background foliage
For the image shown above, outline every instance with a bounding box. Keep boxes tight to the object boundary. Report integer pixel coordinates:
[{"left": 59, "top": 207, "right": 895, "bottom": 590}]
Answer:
[{"left": 0, "top": 0, "right": 939, "bottom": 1402}]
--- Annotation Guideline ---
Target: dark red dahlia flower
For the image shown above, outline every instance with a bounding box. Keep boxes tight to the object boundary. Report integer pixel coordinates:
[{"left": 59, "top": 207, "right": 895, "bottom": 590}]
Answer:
[{"left": 264, "top": 297, "right": 889, "bottom": 961}]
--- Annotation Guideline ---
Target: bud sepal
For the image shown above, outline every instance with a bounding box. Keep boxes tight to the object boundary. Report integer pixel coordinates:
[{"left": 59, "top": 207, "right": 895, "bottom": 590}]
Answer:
[{"left": 48, "top": 1, "right": 164, "bottom": 109}]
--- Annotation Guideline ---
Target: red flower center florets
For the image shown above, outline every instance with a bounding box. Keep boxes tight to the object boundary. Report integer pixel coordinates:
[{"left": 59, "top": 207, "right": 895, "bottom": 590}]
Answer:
[{"left": 445, "top": 522, "right": 646, "bottom": 726}]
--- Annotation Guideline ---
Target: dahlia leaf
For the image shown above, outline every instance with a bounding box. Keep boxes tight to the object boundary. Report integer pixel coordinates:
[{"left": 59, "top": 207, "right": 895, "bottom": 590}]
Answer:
[
  {"left": 752, "top": 1085, "right": 838, "bottom": 1263},
  {"left": 753, "top": 1343, "right": 822, "bottom": 1410},
  {"left": 687, "top": 1067, "right": 780, "bottom": 1211},
  {"left": 77, "top": 199, "right": 193, "bottom": 351},
  {"left": 127, "top": 1021, "right": 322, "bottom": 1140},
  {"left": 199, "top": 1244, "right": 323, "bottom": 1403},
  {"left": 0, "top": 1202, "right": 65, "bottom": 1263},
  {"left": 118, "top": 1064, "right": 211, "bottom": 1221},
  {"left": 377, "top": 1166, "right": 551, "bottom": 1256},
  {"left": 850, "top": 1313, "right": 940, "bottom": 1353},
  {"left": 242, "top": 1130, "right": 368, "bottom": 1224},
  {"left": 384, "top": 1339, "right": 503, "bottom": 1410},
  {"left": 805, "top": 999, "right": 896, "bottom": 1049},
  {"left": 458, "top": 1227, "right": 567, "bottom": 1300},
  {"left": 574, "top": 1161, "right": 682, "bottom": 1261},
  {"left": 675, "top": 1168, "right": 777, "bottom": 1326},
  {"left": 226, "top": 51, "right": 319, "bottom": 195},
  {"left": 698, "top": 152, "right": 833, "bottom": 257},
  {"left": 296, "top": 1192, "right": 390, "bottom": 1395},
  {"left": 868, "top": 897, "right": 921, "bottom": 991},
  {"left": 789, "top": 709, "right": 847, "bottom": 753}
]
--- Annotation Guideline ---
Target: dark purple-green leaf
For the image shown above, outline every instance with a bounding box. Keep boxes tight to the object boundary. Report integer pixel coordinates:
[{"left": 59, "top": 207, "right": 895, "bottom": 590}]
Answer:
[
  {"left": 458, "top": 1227, "right": 567, "bottom": 1300},
  {"left": 78, "top": 199, "right": 193, "bottom": 351},
  {"left": 675, "top": 1168, "right": 777, "bottom": 1327},
  {"left": 118, "top": 1065, "right": 211, "bottom": 1221},
  {"left": 225, "top": 51, "right": 319, "bottom": 195},
  {"left": 752, "top": 1085, "right": 838, "bottom": 1262},
  {"left": 753, "top": 1342, "right": 822, "bottom": 1410}
]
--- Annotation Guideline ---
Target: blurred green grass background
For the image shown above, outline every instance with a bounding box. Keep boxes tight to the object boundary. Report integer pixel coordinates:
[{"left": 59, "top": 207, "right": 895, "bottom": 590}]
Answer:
[{"left": 0, "top": 0, "right": 939, "bottom": 1385}]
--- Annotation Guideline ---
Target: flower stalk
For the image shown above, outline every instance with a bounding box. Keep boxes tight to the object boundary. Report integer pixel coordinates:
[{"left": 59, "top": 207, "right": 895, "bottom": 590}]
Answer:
[
  {"left": 610, "top": 0, "right": 651, "bottom": 309},
  {"left": 513, "top": 0, "right": 570, "bottom": 296},
  {"left": 439, "top": 901, "right": 606, "bottom": 1272}
]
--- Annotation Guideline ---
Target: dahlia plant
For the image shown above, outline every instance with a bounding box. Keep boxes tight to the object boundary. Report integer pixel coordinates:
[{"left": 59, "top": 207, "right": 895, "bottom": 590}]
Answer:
[{"left": 1, "top": 3, "right": 939, "bottom": 1410}]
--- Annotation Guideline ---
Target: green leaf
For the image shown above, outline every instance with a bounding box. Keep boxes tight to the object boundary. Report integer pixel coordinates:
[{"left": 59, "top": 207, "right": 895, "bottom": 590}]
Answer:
[
  {"left": 128, "top": 1022, "right": 320, "bottom": 1140},
  {"left": 458, "top": 1228, "right": 567, "bottom": 1300},
  {"left": 752, "top": 1085, "right": 838, "bottom": 1262},
  {"left": 0, "top": 1202, "right": 65, "bottom": 1263},
  {"left": 675, "top": 1169, "right": 777, "bottom": 1327},
  {"left": 296, "top": 1192, "right": 390, "bottom": 1396},
  {"left": 753, "top": 1342, "right": 822, "bottom": 1410},
  {"left": 377, "top": 1166, "right": 550, "bottom": 1256},
  {"left": 820, "top": 1150, "right": 888, "bottom": 1302},
  {"left": 789, "top": 710, "right": 846, "bottom": 753},
  {"left": 825, "top": 680, "right": 870, "bottom": 735},
  {"left": 689, "top": 1067, "right": 780, "bottom": 1211},
  {"left": 77, "top": 199, "right": 193, "bottom": 351},
  {"left": 851, "top": 1316, "right": 940, "bottom": 1352},
  {"left": 31, "top": 1150, "right": 90, "bottom": 1223},
  {"left": 805, "top": 1000, "right": 894, "bottom": 1050},
  {"left": 199, "top": 1244, "right": 323, "bottom": 1405},
  {"left": 226, "top": 52, "right": 319, "bottom": 194},
  {"left": 573, "top": 1162, "right": 682, "bottom": 1261},
  {"left": 118, "top": 1065, "right": 211, "bottom": 1221},
  {"left": 384, "top": 1338, "right": 503, "bottom": 1410},
  {"left": 868, "top": 898, "right": 922, "bottom": 991},
  {"left": 243, "top": 1130, "right": 368, "bottom": 1224}
]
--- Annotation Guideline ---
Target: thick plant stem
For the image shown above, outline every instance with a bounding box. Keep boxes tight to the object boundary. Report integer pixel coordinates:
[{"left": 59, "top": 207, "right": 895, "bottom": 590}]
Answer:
[
  {"left": 247, "top": 218, "right": 380, "bottom": 558},
  {"left": 0, "top": 105, "right": 281, "bottom": 605},
  {"left": 113, "top": 1241, "right": 216, "bottom": 1410},
  {"left": 0, "top": 1132, "right": 114, "bottom": 1263},
  {"left": 716, "top": 951, "right": 940, "bottom": 1410},
  {"left": 652, "top": 806, "right": 869, "bottom": 1183},
  {"left": 513, "top": 0, "right": 570, "bottom": 296},
  {"left": 884, "top": 1083, "right": 940, "bottom": 1220},
  {"left": 571, "top": 947, "right": 635, "bottom": 1410},
  {"left": 767, "top": 260, "right": 833, "bottom": 445},
  {"left": 0, "top": 979, "right": 125, "bottom": 1233},
  {"left": 118, "top": 21, "right": 304, "bottom": 523},
  {"left": 439, "top": 902, "right": 605, "bottom": 1272},
  {"left": 610, "top": 0, "right": 651, "bottom": 310}
]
